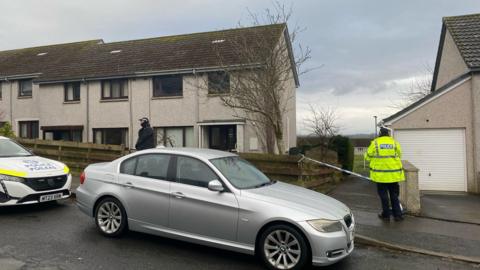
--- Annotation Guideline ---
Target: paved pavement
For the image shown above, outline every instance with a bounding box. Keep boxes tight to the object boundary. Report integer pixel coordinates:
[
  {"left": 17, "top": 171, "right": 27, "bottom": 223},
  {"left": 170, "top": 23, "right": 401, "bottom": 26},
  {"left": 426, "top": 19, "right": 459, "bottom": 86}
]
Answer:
[
  {"left": 0, "top": 199, "right": 477, "bottom": 270},
  {"left": 329, "top": 176, "right": 480, "bottom": 259},
  {"left": 421, "top": 193, "right": 480, "bottom": 224}
]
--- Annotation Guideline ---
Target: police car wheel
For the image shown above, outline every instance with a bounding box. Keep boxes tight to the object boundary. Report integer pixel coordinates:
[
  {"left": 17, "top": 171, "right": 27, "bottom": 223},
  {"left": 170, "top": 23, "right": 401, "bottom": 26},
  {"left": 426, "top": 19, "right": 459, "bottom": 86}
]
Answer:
[{"left": 95, "top": 197, "right": 127, "bottom": 237}]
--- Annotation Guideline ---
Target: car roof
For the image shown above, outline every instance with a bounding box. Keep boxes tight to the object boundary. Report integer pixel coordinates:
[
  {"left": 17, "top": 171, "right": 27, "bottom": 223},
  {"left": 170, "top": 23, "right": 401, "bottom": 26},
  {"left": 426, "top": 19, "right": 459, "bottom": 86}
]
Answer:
[
  {"left": 138, "top": 147, "right": 238, "bottom": 160},
  {"left": 0, "top": 136, "right": 9, "bottom": 140}
]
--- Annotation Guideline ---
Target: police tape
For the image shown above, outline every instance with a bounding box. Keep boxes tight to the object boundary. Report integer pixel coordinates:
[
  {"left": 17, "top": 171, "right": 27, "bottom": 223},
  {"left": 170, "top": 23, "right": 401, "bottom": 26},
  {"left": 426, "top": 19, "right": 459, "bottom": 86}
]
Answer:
[{"left": 299, "top": 155, "right": 373, "bottom": 181}]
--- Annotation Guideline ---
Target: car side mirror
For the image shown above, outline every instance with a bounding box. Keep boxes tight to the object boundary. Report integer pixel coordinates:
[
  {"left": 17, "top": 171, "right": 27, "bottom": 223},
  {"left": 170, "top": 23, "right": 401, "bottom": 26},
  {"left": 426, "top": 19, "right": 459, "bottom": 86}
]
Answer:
[{"left": 208, "top": 180, "right": 224, "bottom": 192}]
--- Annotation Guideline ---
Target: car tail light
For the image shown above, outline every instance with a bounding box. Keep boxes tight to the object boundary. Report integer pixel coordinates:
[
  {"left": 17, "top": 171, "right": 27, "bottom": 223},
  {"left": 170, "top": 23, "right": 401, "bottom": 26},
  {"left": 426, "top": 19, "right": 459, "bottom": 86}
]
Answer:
[{"left": 80, "top": 172, "right": 86, "bottom": 185}]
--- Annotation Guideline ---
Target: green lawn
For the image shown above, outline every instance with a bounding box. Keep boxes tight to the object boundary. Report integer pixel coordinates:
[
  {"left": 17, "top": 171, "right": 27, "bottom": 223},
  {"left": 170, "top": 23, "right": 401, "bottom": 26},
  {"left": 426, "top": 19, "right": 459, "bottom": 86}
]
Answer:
[{"left": 353, "top": 154, "right": 369, "bottom": 176}]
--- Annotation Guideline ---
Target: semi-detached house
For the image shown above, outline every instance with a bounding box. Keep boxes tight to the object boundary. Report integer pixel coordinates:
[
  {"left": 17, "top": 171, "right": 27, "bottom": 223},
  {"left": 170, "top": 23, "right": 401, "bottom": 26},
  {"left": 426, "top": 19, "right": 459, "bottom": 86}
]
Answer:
[
  {"left": 383, "top": 13, "right": 480, "bottom": 193},
  {"left": 0, "top": 24, "right": 298, "bottom": 153}
]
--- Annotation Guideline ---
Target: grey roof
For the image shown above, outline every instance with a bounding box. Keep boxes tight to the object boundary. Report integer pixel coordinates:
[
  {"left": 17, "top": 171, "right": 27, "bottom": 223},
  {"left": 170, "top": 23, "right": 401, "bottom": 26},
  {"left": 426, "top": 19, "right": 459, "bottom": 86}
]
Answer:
[
  {"left": 431, "top": 13, "right": 480, "bottom": 91},
  {"left": 444, "top": 13, "right": 480, "bottom": 68},
  {"left": 0, "top": 24, "right": 299, "bottom": 86}
]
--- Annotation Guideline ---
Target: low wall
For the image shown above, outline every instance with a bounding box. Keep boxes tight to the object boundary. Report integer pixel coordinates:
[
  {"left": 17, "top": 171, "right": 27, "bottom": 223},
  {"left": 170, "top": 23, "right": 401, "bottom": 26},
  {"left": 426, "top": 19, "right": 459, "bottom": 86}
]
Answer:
[{"left": 400, "top": 160, "right": 421, "bottom": 214}]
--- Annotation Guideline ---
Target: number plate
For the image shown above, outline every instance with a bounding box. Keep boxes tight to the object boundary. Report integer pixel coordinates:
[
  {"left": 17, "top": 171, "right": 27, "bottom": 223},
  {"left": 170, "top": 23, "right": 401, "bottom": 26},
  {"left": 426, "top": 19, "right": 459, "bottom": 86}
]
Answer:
[{"left": 39, "top": 193, "right": 63, "bottom": 202}]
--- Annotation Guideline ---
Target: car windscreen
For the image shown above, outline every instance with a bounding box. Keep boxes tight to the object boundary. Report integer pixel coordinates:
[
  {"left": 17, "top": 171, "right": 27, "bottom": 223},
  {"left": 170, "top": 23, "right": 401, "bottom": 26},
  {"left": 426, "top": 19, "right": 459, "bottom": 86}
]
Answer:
[
  {"left": 210, "top": 156, "right": 272, "bottom": 189},
  {"left": 0, "top": 139, "right": 32, "bottom": 157}
]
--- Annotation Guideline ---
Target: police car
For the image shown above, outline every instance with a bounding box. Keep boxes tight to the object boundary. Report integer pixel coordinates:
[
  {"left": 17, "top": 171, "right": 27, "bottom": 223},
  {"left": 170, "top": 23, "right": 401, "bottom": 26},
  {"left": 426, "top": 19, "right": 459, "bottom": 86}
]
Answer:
[{"left": 0, "top": 136, "right": 71, "bottom": 206}]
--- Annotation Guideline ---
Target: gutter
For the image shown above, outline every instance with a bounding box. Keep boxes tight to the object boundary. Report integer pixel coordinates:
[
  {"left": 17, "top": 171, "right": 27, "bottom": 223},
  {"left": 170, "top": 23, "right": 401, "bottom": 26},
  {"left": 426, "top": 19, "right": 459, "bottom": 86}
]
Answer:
[
  {"left": 0, "top": 73, "right": 42, "bottom": 81},
  {"left": 34, "top": 64, "right": 264, "bottom": 85}
]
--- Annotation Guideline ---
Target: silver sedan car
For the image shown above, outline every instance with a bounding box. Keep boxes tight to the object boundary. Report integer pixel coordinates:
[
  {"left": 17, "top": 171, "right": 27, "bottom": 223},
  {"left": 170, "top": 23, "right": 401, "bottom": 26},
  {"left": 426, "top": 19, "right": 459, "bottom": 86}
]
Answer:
[{"left": 76, "top": 148, "right": 354, "bottom": 270}]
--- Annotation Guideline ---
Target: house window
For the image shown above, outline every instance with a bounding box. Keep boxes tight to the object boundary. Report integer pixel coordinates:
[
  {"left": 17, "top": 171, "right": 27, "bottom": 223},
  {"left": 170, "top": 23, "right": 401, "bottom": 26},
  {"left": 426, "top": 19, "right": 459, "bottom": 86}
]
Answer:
[
  {"left": 93, "top": 128, "right": 128, "bottom": 147},
  {"left": 43, "top": 126, "right": 83, "bottom": 142},
  {"left": 19, "top": 121, "right": 39, "bottom": 139},
  {"left": 153, "top": 75, "right": 183, "bottom": 97},
  {"left": 64, "top": 82, "right": 81, "bottom": 102},
  {"left": 208, "top": 72, "right": 230, "bottom": 94},
  {"left": 19, "top": 79, "right": 33, "bottom": 97},
  {"left": 101, "top": 79, "right": 128, "bottom": 100},
  {"left": 155, "top": 126, "right": 194, "bottom": 147}
]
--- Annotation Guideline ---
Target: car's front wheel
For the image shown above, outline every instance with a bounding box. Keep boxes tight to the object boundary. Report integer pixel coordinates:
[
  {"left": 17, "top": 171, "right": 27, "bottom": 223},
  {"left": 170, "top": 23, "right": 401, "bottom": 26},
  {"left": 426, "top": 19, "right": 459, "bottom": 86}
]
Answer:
[
  {"left": 94, "top": 197, "right": 127, "bottom": 237},
  {"left": 259, "top": 224, "right": 310, "bottom": 270}
]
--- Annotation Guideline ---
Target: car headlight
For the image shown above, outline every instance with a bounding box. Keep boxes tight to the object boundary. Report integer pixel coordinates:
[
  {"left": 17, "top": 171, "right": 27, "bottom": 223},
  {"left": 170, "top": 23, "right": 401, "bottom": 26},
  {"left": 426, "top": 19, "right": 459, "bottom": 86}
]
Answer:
[
  {"left": 0, "top": 174, "right": 25, "bottom": 183},
  {"left": 307, "top": 219, "right": 343, "bottom": 233}
]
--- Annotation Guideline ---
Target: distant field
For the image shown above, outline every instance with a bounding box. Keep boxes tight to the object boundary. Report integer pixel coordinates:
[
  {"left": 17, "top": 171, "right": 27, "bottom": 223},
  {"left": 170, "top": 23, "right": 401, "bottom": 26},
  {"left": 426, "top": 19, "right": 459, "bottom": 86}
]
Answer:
[{"left": 353, "top": 154, "right": 369, "bottom": 176}]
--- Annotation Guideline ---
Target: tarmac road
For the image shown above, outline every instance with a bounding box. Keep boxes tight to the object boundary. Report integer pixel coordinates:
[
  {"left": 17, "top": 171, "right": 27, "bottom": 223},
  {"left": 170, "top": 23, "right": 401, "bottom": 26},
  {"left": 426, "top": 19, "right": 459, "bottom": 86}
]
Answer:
[{"left": 0, "top": 199, "right": 476, "bottom": 270}]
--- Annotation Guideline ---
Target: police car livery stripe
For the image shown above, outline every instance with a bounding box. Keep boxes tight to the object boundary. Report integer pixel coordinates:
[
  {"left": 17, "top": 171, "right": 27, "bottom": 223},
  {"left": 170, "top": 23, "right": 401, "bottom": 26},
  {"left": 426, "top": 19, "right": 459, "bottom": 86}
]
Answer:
[{"left": 0, "top": 168, "right": 27, "bottom": 177}]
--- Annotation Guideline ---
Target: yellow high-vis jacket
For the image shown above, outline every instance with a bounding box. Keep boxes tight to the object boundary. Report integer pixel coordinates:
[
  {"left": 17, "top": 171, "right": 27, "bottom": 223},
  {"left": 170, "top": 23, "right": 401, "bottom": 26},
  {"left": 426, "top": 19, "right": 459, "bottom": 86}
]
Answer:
[{"left": 364, "top": 136, "right": 405, "bottom": 183}]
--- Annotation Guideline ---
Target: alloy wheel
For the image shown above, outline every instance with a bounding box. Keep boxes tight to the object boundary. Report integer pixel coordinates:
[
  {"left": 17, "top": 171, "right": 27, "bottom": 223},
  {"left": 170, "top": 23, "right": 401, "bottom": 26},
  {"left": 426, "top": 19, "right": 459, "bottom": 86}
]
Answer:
[
  {"left": 263, "top": 229, "right": 301, "bottom": 270},
  {"left": 97, "top": 201, "right": 122, "bottom": 234}
]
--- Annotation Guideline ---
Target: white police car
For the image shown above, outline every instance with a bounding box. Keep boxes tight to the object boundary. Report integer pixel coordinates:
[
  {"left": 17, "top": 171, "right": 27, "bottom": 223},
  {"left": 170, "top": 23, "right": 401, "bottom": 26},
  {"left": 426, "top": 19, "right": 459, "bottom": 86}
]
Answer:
[{"left": 0, "top": 136, "right": 71, "bottom": 206}]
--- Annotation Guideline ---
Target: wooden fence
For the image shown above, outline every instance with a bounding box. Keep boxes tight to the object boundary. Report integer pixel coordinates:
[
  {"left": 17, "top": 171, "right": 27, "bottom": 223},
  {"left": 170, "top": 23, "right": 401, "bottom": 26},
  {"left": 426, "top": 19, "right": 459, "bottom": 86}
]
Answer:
[
  {"left": 17, "top": 138, "right": 129, "bottom": 176},
  {"left": 17, "top": 139, "right": 340, "bottom": 191}
]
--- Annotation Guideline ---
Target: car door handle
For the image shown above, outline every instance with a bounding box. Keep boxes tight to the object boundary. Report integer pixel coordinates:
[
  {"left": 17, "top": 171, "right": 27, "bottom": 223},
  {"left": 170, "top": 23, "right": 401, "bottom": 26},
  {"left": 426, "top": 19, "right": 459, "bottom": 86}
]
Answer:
[
  {"left": 124, "top": 182, "right": 134, "bottom": 189},
  {"left": 172, "top": 192, "right": 186, "bottom": 199}
]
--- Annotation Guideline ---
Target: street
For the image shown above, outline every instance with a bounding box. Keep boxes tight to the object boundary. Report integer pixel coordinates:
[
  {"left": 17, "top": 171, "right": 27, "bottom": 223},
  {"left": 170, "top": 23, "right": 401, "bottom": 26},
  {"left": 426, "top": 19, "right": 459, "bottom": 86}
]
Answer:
[{"left": 0, "top": 199, "right": 476, "bottom": 270}]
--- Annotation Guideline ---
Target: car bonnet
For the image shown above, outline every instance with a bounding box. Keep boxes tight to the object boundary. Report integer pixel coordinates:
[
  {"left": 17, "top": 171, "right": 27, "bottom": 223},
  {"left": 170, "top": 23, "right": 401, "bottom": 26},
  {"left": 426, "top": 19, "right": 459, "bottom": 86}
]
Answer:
[
  {"left": 0, "top": 156, "right": 67, "bottom": 178},
  {"left": 242, "top": 181, "right": 351, "bottom": 221}
]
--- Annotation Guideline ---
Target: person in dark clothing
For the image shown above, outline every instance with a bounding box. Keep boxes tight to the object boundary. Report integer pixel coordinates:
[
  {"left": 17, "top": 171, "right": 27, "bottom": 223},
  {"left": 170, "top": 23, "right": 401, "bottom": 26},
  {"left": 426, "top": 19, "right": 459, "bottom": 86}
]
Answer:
[{"left": 135, "top": 117, "right": 155, "bottom": 150}]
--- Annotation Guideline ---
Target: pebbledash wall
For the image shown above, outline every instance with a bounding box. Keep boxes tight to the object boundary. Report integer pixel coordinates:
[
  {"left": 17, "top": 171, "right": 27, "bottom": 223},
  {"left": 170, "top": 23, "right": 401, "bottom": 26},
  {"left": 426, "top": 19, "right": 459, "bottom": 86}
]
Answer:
[{"left": 0, "top": 73, "right": 297, "bottom": 153}]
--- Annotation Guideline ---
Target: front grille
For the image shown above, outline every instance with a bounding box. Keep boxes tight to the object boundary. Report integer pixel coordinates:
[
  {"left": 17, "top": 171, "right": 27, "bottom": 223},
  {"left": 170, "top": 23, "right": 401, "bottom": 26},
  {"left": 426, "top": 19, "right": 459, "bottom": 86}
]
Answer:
[
  {"left": 344, "top": 214, "right": 352, "bottom": 228},
  {"left": 23, "top": 175, "right": 68, "bottom": 191}
]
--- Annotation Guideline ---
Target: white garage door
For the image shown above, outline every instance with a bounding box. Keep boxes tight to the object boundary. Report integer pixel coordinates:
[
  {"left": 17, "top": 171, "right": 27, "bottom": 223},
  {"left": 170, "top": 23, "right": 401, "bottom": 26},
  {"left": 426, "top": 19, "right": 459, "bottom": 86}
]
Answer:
[{"left": 394, "top": 129, "right": 466, "bottom": 192}]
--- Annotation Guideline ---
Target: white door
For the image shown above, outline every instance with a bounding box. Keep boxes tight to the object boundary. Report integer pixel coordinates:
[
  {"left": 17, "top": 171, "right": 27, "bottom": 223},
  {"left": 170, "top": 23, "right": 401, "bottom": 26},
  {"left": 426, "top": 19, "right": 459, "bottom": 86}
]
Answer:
[{"left": 394, "top": 129, "right": 467, "bottom": 192}]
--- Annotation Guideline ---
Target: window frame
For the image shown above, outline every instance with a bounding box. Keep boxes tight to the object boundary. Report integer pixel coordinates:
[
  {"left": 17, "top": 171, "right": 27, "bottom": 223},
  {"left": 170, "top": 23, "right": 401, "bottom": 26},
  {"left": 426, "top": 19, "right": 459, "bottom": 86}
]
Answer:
[
  {"left": 0, "top": 81, "right": 2, "bottom": 99},
  {"left": 64, "top": 82, "right": 81, "bottom": 102},
  {"left": 18, "top": 79, "right": 33, "bottom": 98},
  {"left": 171, "top": 154, "right": 228, "bottom": 190},
  {"left": 18, "top": 121, "right": 39, "bottom": 139},
  {"left": 120, "top": 153, "right": 173, "bottom": 182},
  {"left": 208, "top": 72, "right": 230, "bottom": 94},
  {"left": 152, "top": 75, "right": 183, "bottom": 97},
  {"left": 154, "top": 126, "right": 194, "bottom": 147},
  {"left": 93, "top": 128, "right": 129, "bottom": 147},
  {"left": 101, "top": 79, "right": 128, "bottom": 100}
]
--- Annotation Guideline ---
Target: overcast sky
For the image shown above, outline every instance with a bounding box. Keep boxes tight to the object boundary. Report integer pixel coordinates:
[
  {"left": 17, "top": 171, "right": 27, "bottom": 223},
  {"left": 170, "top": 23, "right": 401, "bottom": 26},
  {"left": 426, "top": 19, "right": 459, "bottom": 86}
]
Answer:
[{"left": 1, "top": 0, "right": 480, "bottom": 135}]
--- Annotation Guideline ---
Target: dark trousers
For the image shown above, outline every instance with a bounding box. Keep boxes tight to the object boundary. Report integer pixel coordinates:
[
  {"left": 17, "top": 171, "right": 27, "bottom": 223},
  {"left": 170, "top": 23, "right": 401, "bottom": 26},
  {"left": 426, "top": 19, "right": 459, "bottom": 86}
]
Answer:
[{"left": 376, "top": 182, "right": 402, "bottom": 218}]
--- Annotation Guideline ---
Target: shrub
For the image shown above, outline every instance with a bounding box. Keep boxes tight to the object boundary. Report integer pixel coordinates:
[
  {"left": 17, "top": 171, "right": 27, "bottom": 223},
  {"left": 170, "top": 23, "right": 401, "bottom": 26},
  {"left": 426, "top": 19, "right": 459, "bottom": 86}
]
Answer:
[
  {"left": 328, "top": 135, "right": 354, "bottom": 172},
  {"left": 0, "top": 122, "right": 15, "bottom": 138}
]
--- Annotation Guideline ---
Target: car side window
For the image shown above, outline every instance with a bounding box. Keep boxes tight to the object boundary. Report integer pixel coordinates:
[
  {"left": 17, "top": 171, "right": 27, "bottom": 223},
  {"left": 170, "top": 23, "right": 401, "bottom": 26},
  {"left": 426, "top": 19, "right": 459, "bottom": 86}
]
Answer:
[
  {"left": 120, "top": 157, "right": 137, "bottom": 175},
  {"left": 176, "top": 156, "right": 218, "bottom": 188},
  {"left": 134, "top": 154, "right": 171, "bottom": 180}
]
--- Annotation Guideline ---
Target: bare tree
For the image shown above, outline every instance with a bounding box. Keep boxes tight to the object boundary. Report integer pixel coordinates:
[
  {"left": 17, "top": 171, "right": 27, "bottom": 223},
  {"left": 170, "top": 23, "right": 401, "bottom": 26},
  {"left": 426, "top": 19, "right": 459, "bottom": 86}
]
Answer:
[
  {"left": 207, "top": 2, "right": 311, "bottom": 154},
  {"left": 305, "top": 105, "right": 340, "bottom": 153},
  {"left": 392, "top": 65, "right": 432, "bottom": 109}
]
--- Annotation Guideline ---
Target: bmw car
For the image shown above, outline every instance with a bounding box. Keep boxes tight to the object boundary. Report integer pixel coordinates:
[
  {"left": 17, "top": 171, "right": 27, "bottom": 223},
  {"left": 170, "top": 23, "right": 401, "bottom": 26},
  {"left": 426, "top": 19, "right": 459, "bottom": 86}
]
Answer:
[
  {"left": 76, "top": 148, "right": 354, "bottom": 270},
  {"left": 0, "top": 136, "right": 72, "bottom": 205}
]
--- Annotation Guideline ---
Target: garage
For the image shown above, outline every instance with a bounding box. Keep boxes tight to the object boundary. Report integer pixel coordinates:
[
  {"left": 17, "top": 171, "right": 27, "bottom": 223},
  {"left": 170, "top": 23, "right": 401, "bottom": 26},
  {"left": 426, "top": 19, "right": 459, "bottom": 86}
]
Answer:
[{"left": 394, "top": 129, "right": 467, "bottom": 192}]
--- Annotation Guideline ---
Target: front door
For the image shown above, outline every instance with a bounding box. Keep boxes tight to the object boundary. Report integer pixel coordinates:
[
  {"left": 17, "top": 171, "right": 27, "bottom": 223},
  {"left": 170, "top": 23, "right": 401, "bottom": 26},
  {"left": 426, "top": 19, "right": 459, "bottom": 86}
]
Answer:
[
  {"left": 208, "top": 125, "right": 236, "bottom": 151},
  {"left": 169, "top": 155, "right": 238, "bottom": 241}
]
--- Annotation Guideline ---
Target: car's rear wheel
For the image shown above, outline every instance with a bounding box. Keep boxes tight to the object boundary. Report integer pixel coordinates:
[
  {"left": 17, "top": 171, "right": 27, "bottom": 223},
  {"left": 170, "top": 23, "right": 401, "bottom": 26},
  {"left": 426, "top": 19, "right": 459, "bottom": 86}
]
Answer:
[
  {"left": 259, "top": 224, "right": 309, "bottom": 270},
  {"left": 95, "top": 197, "right": 127, "bottom": 237}
]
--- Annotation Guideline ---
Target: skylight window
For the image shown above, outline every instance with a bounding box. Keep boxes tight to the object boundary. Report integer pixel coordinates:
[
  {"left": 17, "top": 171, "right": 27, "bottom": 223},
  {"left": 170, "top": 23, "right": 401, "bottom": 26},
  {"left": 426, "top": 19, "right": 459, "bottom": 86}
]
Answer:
[
  {"left": 110, "top": 50, "right": 122, "bottom": 54},
  {"left": 211, "top": 39, "right": 225, "bottom": 44},
  {"left": 37, "top": 52, "right": 48, "bottom": 56}
]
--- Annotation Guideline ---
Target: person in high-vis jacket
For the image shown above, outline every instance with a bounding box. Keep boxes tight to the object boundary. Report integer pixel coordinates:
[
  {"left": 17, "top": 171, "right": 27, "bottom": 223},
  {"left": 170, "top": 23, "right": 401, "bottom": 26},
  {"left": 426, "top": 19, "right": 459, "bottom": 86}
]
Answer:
[{"left": 365, "top": 127, "right": 405, "bottom": 221}]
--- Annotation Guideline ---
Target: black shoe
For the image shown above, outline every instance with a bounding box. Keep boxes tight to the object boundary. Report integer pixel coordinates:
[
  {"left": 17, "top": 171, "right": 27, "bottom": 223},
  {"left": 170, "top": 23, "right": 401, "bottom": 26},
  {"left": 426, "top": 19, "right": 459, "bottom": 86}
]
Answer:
[
  {"left": 394, "top": 216, "right": 404, "bottom": 222},
  {"left": 378, "top": 213, "right": 390, "bottom": 221}
]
